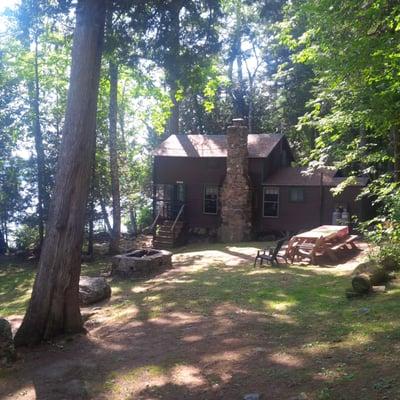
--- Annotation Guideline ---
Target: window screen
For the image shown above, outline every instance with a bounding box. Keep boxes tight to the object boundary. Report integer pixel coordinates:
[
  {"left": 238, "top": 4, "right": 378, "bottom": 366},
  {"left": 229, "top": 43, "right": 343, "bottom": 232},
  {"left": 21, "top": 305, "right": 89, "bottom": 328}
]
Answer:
[
  {"left": 263, "top": 187, "right": 279, "bottom": 217},
  {"left": 204, "top": 185, "right": 218, "bottom": 214}
]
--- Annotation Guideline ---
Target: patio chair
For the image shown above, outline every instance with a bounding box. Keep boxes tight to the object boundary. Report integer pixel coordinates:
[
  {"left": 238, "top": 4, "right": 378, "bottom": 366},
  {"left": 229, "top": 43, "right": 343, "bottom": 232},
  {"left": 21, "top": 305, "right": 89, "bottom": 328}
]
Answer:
[{"left": 254, "top": 237, "right": 287, "bottom": 267}]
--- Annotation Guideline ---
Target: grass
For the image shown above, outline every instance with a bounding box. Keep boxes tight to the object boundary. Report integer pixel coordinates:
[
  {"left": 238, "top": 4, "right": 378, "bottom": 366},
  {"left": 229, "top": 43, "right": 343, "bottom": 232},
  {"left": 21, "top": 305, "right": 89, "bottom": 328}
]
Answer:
[
  {"left": 2, "top": 244, "right": 400, "bottom": 343},
  {"left": 0, "top": 257, "right": 36, "bottom": 317},
  {"left": 1, "top": 242, "right": 400, "bottom": 399}
]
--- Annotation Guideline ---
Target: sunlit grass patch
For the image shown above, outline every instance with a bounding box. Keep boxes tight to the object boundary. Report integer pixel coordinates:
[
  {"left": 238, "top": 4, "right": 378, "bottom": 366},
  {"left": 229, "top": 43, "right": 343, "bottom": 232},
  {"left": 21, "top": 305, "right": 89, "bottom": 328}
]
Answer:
[{"left": 0, "top": 262, "right": 35, "bottom": 316}]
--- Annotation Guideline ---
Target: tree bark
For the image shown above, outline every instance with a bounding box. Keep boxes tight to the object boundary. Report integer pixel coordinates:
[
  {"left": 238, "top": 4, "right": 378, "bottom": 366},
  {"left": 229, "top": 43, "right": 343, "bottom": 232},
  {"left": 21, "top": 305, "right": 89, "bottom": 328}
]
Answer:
[
  {"left": 22, "top": 8, "right": 47, "bottom": 249},
  {"left": 165, "top": 1, "right": 183, "bottom": 136},
  {"left": 99, "top": 195, "right": 113, "bottom": 235},
  {"left": 87, "top": 152, "right": 96, "bottom": 257},
  {"left": 129, "top": 208, "right": 137, "bottom": 236},
  {"left": 108, "top": 59, "right": 121, "bottom": 254},
  {"left": 32, "top": 34, "right": 47, "bottom": 249},
  {"left": 167, "top": 79, "right": 180, "bottom": 135},
  {"left": 392, "top": 125, "right": 400, "bottom": 182},
  {"left": 0, "top": 228, "right": 7, "bottom": 255},
  {"left": 15, "top": 0, "right": 107, "bottom": 346}
]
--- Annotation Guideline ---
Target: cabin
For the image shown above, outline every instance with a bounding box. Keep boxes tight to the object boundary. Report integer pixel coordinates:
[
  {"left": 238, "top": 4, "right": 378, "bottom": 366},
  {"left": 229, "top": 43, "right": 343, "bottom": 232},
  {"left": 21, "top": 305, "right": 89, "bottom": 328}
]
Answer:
[{"left": 152, "top": 119, "right": 369, "bottom": 247}]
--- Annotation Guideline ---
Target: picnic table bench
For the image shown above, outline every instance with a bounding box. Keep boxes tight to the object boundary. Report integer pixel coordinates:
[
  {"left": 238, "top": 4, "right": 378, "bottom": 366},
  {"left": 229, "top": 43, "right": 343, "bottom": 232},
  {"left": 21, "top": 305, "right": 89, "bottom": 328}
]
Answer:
[{"left": 286, "top": 225, "right": 359, "bottom": 264}]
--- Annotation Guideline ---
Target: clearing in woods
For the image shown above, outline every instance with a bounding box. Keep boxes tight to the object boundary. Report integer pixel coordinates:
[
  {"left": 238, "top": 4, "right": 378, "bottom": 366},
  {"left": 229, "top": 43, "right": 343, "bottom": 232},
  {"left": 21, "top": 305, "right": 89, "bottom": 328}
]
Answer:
[{"left": 1, "top": 241, "right": 400, "bottom": 399}]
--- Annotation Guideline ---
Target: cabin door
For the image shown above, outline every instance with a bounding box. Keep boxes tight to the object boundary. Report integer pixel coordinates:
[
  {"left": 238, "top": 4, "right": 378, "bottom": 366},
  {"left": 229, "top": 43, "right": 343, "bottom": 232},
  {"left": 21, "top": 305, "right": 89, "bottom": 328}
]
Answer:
[{"left": 172, "top": 182, "right": 186, "bottom": 219}]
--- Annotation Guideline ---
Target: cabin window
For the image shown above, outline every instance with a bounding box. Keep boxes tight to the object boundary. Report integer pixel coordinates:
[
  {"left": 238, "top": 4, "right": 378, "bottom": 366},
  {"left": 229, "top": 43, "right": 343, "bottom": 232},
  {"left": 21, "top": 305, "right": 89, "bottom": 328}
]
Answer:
[
  {"left": 263, "top": 187, "right": 279, "bottom": 217},
  {"left": 204, "top": 185, "right": 218, "bottom": 214},
  {"left": 289, "top": 187, "right": 305, "bottom": 202}
]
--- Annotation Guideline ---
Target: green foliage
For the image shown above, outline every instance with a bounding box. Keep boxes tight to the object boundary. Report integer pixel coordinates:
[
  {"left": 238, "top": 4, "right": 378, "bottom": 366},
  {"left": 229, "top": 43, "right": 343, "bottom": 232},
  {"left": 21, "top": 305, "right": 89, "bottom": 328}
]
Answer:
[
  {"left": 281, "top": 0, "right": 400, "bottom": 187},
  {"left": 14, "top": 224, "right": 39, "bottom": 250},
  {"left": 361, "top": 189, "right": 400, "bottom": 270},
  {"left": 1, "top": 0, "right": 399, "bottom": 251},
  {"left": 136, "top": 204, "right": 153, "bottom": 230}
]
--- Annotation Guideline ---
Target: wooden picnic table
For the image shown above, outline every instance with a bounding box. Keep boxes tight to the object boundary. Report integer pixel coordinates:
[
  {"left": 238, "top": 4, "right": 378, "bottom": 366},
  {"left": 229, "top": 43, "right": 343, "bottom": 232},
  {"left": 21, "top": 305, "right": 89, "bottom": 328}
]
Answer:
[
  {"left": 286, "top": 225, "right": 350, "bottom": 263},
  {"left": 294, "top": 225, "right": 349, "bottom": 242}
]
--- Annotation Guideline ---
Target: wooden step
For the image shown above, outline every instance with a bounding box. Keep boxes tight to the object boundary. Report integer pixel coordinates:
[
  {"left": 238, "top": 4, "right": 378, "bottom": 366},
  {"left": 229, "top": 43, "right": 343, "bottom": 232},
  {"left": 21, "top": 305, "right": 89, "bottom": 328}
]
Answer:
[
  {"left": 161, "top": 221, "right": 184, "bottom": 227},
  {"left": 154, "top": 233, "right": 174, "bottom": 240},
  {"left": 154, "top": 236, "right": 174, "bottom": 244},
  {"left": 157, "top": 227, "right": 175, "bottom": 233},
  {"left": 157, "top": 229, "right": 182, "bottom": 237},
  {"left": 153, "top": 241, "right": 174, "bottom": 249}
]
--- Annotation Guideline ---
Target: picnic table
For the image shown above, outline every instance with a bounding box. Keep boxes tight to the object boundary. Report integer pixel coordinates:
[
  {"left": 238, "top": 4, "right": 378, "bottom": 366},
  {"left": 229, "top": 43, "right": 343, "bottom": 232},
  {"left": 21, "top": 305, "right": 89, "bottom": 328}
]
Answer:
[{"left": 286, "top": 225, "right": 356, "bottom": 264}]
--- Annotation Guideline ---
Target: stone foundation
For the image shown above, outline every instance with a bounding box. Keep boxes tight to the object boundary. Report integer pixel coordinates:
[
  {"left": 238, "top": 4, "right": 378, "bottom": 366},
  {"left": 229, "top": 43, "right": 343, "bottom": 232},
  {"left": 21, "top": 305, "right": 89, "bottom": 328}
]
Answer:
[
  {"left": 111, "top": 248, "right": 172, "bottom": 279},
  {"left": 219, "top": 119, "right": 252, "bottom": 242}
]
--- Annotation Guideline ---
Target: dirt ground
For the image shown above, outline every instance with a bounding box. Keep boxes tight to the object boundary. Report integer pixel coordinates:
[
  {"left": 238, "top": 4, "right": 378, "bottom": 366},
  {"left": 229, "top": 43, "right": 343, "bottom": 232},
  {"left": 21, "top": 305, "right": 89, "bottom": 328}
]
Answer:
[{"left": 1, "top": 241, "right": 399, "bottom": 400}]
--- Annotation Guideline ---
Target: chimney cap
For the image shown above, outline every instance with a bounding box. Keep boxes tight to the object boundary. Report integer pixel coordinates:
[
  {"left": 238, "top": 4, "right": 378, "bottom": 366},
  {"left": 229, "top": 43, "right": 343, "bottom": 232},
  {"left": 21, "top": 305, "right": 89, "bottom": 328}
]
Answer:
[{"left": 232, "top": 118, "right": 244, "bottom": 126}]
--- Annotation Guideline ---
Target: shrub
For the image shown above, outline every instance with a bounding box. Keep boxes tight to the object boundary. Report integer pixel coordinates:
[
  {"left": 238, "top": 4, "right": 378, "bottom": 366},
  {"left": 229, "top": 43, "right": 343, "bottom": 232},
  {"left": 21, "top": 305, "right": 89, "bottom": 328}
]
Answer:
[
  {"left": 14, "top": 224, "right": 39, "bottom": 251},
  {"left": 377, "top": 243, "right": 400, "bottom": 272}
]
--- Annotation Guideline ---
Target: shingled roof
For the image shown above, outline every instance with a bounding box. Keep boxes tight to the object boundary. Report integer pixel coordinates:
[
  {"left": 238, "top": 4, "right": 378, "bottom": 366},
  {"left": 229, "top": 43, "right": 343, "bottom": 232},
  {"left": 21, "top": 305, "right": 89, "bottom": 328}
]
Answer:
[
  {"left": 264, "top": 167, "right": 368, "bottom": 187},
  {"left": 153, "top": 134, "right": 284, "bottom": 158}
]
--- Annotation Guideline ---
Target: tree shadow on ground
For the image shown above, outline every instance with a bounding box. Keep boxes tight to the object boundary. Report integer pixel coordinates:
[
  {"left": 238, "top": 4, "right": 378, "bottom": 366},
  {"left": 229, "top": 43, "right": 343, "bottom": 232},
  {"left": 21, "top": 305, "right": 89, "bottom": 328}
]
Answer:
[{"left": 1, "top": 245, "right": 400, "bottom": 400}]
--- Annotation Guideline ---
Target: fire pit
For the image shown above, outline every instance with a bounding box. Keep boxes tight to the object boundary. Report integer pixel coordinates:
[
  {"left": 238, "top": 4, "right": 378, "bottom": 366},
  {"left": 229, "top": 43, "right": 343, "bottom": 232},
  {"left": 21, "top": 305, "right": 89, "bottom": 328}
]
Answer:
[{"left": 111, "top": 248, "right": 172, "bottom": 279}]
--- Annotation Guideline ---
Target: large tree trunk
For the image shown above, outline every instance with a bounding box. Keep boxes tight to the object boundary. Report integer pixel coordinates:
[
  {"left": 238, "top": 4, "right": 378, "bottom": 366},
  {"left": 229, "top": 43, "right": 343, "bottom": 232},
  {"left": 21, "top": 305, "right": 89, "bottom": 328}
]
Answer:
[
  {"left": 165, "top": 1, "right": 183, "bottom": 136},
  {"left": 108, "top": 59, "right": 121, "bottom": 254},
  {"left": 15, "top": 0, "right": 107, "bottom": 347},
  {"left": 22, "top": 9, "right": 47, "bottom": 249},
  {"left": 167, "top": 79, "right": 180, "bottom": 135}
]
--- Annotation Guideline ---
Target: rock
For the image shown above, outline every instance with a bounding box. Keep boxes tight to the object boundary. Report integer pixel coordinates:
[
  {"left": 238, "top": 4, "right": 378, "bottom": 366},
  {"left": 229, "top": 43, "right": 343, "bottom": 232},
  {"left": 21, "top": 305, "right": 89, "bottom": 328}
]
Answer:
[
  {"left": 353, "top": 261, "right": 391, "bottom": 284},
  {"left": 353, "top": 260, "right": 378, "bottom": 275},
  {"left": 0, "top": 318, "right": 16, "bottom": 364},
  {"left": 243, "top": 393, "right": 261, "bottom": 400},
  {"left": 79, "top": 276, "right": 111, "bottom": 306},
  {"left": 111, "top": 249, "right": 172, "bottom": 279}
]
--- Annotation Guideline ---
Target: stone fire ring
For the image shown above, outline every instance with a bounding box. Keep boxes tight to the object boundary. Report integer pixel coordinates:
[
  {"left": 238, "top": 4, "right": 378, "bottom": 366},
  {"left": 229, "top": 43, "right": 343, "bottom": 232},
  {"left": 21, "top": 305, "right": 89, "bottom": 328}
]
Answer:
[{"left": 111, "top": 248, "right": 172, "bottom": 279}]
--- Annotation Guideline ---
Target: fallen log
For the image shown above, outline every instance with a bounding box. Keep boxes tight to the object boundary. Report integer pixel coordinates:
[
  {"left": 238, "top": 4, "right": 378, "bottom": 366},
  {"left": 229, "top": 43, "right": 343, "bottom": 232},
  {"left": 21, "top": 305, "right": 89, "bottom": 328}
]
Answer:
[
  {"left": 352, "top": 273, "right": 372, "bottom": 294},
  {"left": 351, "top": 260, "right": 393, "bottom": 294},
  {"left": 372, "top": 285, "right": 386, "bottom": 293}
]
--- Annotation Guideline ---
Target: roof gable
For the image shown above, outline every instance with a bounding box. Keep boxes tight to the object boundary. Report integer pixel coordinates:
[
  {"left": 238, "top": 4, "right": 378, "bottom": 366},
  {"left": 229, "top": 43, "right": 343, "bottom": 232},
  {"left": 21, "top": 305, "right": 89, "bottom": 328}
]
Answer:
[{"left": 153, "top": 134, "right": 285, "bottom": 158}]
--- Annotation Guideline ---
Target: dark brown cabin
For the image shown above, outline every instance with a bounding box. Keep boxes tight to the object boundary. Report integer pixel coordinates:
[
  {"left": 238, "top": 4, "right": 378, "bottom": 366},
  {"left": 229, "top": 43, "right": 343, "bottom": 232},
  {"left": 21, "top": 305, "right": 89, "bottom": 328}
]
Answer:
[{"left": 152, "top": 122, "right": 369, "bottom": 247}]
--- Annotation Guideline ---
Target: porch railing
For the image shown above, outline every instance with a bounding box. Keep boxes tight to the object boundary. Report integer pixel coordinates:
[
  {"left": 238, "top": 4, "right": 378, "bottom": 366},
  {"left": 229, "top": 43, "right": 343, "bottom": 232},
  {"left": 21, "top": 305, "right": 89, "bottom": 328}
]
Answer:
[
  {"left": 171, "top": 204, "right": 185, "bottom": 234},
  {"left": 147, "top": 209, "right": 161, "bottom": 234}
]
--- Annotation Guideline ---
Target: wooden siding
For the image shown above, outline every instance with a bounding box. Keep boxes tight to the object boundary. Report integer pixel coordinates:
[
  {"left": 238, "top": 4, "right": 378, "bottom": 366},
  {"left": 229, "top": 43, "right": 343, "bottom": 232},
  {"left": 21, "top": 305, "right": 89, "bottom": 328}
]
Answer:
[
  {"left": 154, "top": 157, "right": 225, "bottom": 229},
  {"left": 153, "top": 156, "right": 368, "bottom": 234},
  {"left": 254, "top": 185, "right": 365, "bottom": 233}
]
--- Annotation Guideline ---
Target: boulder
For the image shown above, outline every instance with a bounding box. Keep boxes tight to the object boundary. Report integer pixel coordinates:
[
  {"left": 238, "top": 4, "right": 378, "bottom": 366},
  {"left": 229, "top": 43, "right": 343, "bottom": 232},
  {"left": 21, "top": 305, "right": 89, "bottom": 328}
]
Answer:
[
  {"left": 79, "top": 276, "right": 111, "bottom": 306},
  {"left": 0, "top": 318, "right": 16, "bottom": 364}
]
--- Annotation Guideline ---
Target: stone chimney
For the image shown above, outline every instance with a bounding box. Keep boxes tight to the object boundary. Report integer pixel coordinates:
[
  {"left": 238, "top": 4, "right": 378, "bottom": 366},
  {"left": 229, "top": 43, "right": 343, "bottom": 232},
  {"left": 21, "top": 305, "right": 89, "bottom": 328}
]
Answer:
[{"left": 219, "top": 119, "right": 252, "bottom": 242}]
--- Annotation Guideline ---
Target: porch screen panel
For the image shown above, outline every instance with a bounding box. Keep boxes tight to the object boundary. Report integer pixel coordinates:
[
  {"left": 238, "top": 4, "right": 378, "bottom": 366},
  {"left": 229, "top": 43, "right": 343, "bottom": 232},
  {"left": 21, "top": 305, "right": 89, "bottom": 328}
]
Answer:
[{"left": 263, "top": 187, "right": 279, "bottom": 217}]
